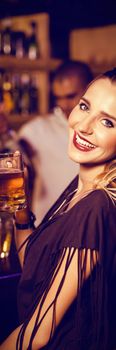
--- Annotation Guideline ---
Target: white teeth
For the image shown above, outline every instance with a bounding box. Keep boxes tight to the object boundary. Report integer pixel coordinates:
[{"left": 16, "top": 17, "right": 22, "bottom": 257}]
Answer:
[{"left": 76, "top": 134, "right": 95, "bottom": 148}]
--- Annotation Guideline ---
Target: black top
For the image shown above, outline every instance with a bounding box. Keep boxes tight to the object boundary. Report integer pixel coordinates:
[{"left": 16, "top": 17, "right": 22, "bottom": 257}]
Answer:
[{"left": 17, "top": 177, "right": 116, "bottom": 350}]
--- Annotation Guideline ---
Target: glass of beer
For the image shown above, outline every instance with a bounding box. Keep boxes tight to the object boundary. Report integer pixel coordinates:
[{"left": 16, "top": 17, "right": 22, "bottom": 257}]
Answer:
[
  {"left": 0, "top": 212, "right": 13, "bottom": 259},
  {"left": 0, "top": 151, "right": 26, "bottom": 213}
]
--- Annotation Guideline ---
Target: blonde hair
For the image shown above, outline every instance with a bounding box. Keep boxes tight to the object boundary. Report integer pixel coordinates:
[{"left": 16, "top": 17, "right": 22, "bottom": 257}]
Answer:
[
  {"left": 94, "top": 159, "right": 116, "bottom": 202},
  {"left": 88, "top": 67, "right": 116, "bottom": 202}
]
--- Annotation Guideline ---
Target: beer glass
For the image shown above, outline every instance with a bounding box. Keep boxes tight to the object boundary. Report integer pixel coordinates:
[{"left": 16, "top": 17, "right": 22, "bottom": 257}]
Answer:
[
  {"left": 0, "top": 212, "right": 13, "bottom": 259},
  {"left": 0, "top": 151, "right": 26, "bottom": 213}
]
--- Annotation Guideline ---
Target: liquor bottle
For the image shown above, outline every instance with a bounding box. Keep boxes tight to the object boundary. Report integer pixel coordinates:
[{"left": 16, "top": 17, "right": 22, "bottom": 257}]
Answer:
[
  {"left": 28, "top": 21, "right": 39, "bottom": 59},
  {"left": 15, "top": 31, "right": 26, "bottom": 58},
  {"left": 1, "top": 20, "right": 13, "bottom": 55},
  {"left": 29, "top": 76, "right": 38, "bottom": 114},
  {"left": 2, "top": 73, "right": 14, "bottom": 114},
  {"left": 20, "top": 73, "right": 30, "bottom": 115},
  {"left": 12, "top": 74, "right": 21, "bottom": 114}
]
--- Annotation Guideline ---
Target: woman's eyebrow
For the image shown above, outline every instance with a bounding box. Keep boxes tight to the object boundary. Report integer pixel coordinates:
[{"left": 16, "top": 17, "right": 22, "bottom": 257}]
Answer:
[
  {"left": 80, "top": 97, "right": 90, "bottom": 106},
  {"left": 80, "top": 98, "right": 116, "bottom": 121},
  {"left": 101, "top": 111, "right": 116, "bottom": 121}
]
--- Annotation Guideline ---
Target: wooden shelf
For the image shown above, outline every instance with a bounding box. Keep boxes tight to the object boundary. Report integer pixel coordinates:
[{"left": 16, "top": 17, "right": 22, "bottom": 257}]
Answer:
[
  {"left": 0, "top": 56, "right": 62, "bottom": 116},
  {"left": 0, "top": 13, "right": 62, "bottom": 118},
  {"left": 0, "top": 56, "right": 62, "bottom": 72}
]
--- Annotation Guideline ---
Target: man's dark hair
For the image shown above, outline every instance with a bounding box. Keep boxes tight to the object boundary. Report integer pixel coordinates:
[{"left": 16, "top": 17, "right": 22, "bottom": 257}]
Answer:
[{"left": 51, "top": 59, "right": 93, "bottom": 87}]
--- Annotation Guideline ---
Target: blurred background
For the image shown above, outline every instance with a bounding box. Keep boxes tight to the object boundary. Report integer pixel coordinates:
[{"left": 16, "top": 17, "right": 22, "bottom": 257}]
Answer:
[
  {"left": 0, "top": 0, "right": 116, "bottom": 58},
  {"left": 0, "top": 0, "right": 116, "bottom": 129},
  {"left": 0, "top": 0, "right": 116, "bottom": 342}
]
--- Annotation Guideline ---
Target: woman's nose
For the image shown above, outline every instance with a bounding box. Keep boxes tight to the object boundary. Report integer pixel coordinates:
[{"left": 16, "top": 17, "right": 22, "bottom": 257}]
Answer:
[{"left": 78, "top": 117, "right": 93, "bottom": 135}]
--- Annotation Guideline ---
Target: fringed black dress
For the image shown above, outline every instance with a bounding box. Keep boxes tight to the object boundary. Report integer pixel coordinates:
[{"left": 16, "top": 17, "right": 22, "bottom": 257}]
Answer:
[{"left": 17, "top": 177, "right": 116, "bottom": 350}]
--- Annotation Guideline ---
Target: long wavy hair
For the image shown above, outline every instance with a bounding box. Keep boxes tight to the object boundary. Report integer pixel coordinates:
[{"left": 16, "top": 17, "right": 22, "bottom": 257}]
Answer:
[{"left": 91, "top": 67, "right": 116, "bottom": 201}]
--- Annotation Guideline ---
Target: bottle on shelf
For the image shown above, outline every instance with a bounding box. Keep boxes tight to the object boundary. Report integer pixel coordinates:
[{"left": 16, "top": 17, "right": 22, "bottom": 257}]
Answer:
[
  {"left": 1, "top": 19, "right": 13, "bottom": 56},
  {"left": 19, "top": 73, "right": 30, "bottom": 115},
  {"left": 12, "top": 74, "right": 22, "bottom": 114},
  {"left": 27, "top": 21, "right": 39, "bottom": 60},
  {"left": 2, "top": 73, "right": 14, "bottom": 114},
  {"left": 14, "top": 31, "right": 26, "bottom": 58},
  {"left": 29, "top": 75, "right": 38, "bottom": 114}
]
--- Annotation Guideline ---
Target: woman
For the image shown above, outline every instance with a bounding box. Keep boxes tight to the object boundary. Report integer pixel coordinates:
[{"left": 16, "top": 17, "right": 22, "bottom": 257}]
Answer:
[{"left": 1, "top": 67, "right": 116, "bottom": 350}]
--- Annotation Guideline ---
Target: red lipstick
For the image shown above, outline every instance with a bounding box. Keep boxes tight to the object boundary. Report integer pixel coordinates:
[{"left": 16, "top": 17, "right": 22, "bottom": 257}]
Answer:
[{"left": 73, "top": 131, "right": 96, "bottom": 152}]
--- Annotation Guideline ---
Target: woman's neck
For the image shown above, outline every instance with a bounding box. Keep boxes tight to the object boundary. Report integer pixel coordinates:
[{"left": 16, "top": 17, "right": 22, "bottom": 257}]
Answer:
[{"left": 78, "top": 163, "right": 106, "bottom": 193}]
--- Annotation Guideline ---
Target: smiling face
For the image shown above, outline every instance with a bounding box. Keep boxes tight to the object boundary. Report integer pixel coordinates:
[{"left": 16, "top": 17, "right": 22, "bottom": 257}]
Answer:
[{"left": 68, "top": 78, "right": 116, "bottom": 170}]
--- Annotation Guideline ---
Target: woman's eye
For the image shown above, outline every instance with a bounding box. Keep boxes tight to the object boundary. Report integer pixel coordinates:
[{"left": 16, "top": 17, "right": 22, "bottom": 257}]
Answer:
[
  {"left": 102, "top": 119, "right": 114, "bottom": 128},
  {"left": 79, "top": 102, "right": 88, "bottom": 111}
]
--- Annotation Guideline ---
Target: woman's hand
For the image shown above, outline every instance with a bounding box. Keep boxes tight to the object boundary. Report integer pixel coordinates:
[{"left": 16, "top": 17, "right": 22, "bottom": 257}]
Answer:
[{"left": 13, "top": 151, "right": 34, "bottom": 267}]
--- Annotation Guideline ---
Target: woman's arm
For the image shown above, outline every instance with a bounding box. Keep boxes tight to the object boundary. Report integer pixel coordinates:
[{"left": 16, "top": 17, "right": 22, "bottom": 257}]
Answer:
[{"left": 0, "top": 248, "right": 98, "bottom": 350}]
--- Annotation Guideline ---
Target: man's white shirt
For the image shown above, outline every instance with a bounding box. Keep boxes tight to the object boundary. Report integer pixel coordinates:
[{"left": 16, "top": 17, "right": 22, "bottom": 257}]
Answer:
[{"left": 18, "top": 108, "right": 79, "bottom": 225}]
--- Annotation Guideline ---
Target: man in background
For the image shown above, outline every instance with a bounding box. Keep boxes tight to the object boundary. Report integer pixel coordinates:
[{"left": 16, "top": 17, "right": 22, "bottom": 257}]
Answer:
[{"left": 18, "top": 60, "right": 93, "bottom": 225}]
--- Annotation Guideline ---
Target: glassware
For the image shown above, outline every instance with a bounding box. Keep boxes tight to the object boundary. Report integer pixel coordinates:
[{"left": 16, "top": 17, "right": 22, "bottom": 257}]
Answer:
[
  {"left": 0, "top": 212, "right": 13, "bottom": 260},
  {"left": 0, "top": 212, "right": 14, "bottom": 274},
  {"left": 0, "top": 151, "right": 26, "bottom": 213}
]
